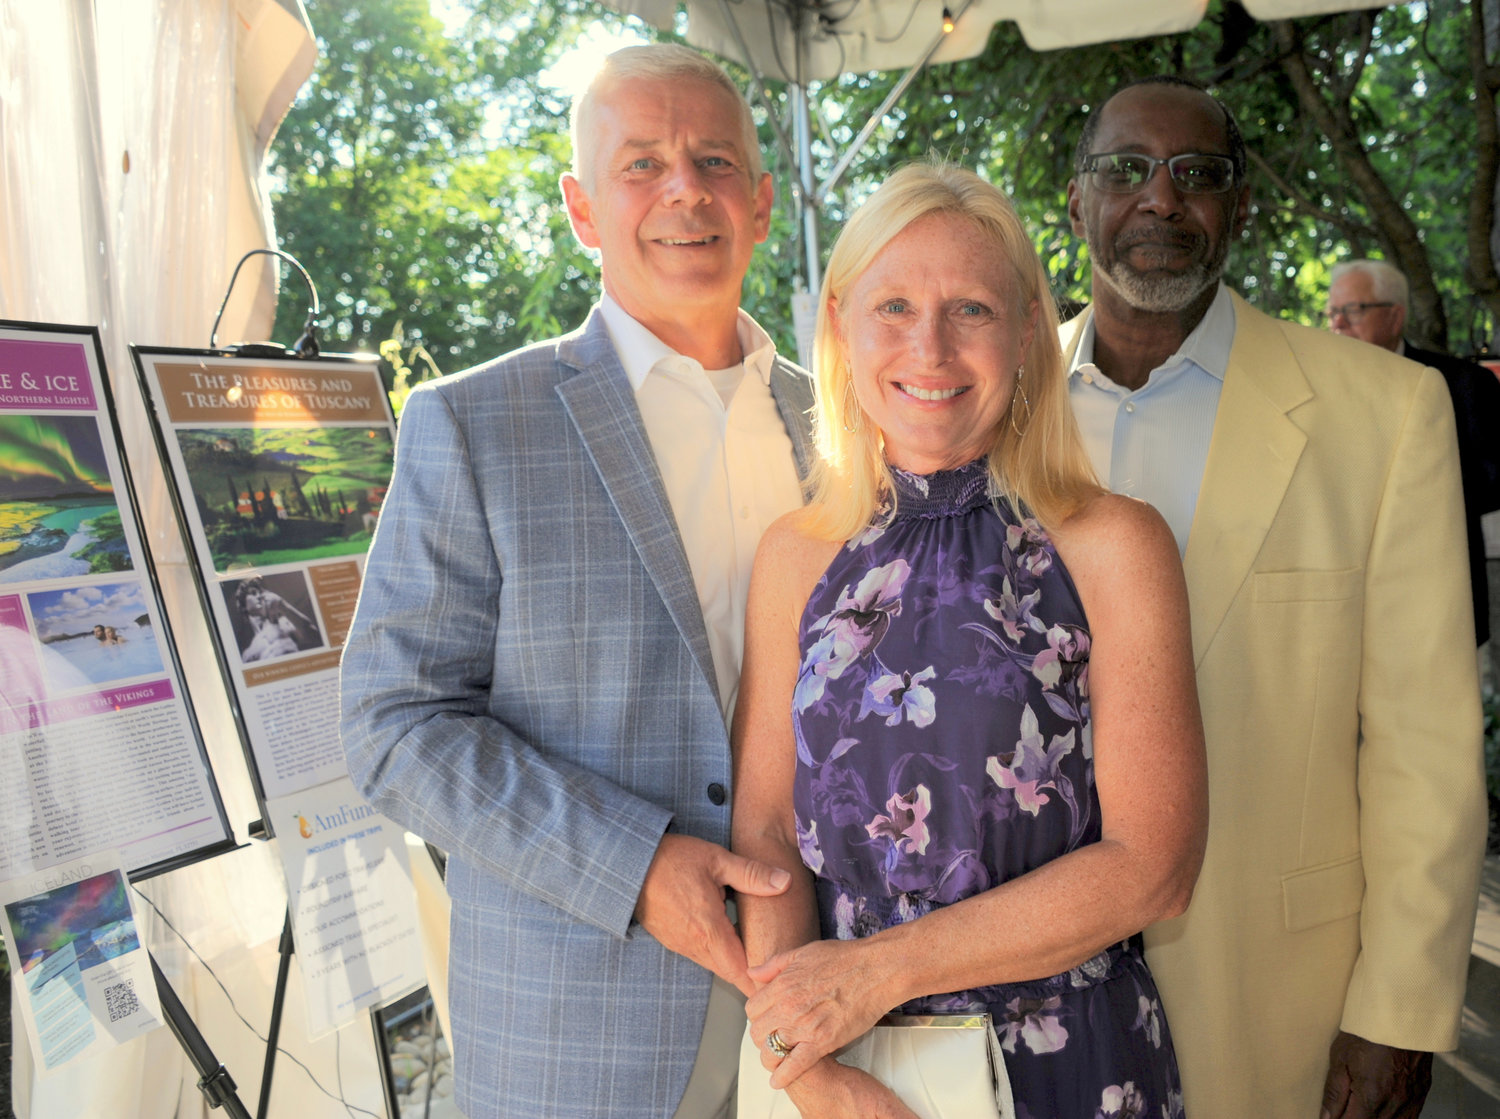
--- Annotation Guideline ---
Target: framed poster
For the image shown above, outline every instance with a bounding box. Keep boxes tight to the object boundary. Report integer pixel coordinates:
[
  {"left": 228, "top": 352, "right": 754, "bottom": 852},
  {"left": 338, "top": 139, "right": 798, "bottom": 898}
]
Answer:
[
  {"left": 131, "top": 347, "right": 396, "bottom": 816},
  {"left": 1, "top": 853, "right": 164, "bottom": 1073},
  {"left": 0, "top": 321, "right": 234, "bottom": 882}
]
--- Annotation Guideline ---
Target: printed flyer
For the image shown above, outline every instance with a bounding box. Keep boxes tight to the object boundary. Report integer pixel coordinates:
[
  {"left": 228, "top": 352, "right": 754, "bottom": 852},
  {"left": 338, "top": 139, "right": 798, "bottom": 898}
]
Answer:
[
  {"left": 1, "top": 852, "right": 164, "bottom": 1073},
  {"left": 0, "top": 324, "right": 233, "bottom": 882},
  {"left": 267, "top": 777, "right": 423, "bottom": 1038},
  {"left": 132, "top": 349, "right": 395, "bottom": 805}
]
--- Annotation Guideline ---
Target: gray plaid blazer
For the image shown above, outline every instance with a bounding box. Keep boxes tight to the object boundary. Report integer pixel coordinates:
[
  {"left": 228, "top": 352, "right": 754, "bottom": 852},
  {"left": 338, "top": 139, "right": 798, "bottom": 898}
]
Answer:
[{"left": 341, "top": 306, "right": 815, "bottom": 1118}]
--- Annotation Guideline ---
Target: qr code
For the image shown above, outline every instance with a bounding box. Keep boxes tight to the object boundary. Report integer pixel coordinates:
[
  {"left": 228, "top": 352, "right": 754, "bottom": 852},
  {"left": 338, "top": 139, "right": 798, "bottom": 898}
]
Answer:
[{"left": 104, "top": 979, "right": 140, "bottom": 1022}]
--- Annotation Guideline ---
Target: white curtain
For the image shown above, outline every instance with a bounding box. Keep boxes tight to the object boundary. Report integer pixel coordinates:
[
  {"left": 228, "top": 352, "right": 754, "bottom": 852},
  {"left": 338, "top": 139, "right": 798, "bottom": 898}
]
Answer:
[{"left": 1, "top": 2, "right": 390, "bottom": 1115}]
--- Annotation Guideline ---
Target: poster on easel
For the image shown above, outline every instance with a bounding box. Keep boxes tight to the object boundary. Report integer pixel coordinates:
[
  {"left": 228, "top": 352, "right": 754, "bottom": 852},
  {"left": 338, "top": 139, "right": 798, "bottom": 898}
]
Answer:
[
  {"left": 130, "top": 346, "right": 396, "bottom": 808},
  {"left": 132, "top": 345, "right": 422, "bottom": 1037},
  {"left": 0, "top": 322, "right": 234, "bottom": 884},
  {"left": 1, "top": 851, "right": 164, "bottom": 1074},
  {"left": 265, "top": 776, "right": 424, "bottom": 1038}
]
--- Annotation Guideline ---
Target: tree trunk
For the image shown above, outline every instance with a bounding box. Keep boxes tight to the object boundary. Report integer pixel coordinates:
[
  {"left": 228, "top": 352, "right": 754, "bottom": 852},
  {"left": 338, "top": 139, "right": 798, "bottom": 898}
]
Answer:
[
  {"left": 1273, "top": 19, "right": 1450, "bottom": 348},
  {"left": 1469, "top": 0, "right": 1500, "bottom": 348}
]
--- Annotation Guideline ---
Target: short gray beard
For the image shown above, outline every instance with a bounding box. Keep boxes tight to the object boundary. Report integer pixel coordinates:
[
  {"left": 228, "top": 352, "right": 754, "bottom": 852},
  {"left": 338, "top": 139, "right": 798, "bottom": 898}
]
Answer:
[
  {"left": 1100, "top": 257, "right": 1219, "bottom": 313},
  {"left": 1085, "top": 208, "right": 1231, "bottom": 314}
]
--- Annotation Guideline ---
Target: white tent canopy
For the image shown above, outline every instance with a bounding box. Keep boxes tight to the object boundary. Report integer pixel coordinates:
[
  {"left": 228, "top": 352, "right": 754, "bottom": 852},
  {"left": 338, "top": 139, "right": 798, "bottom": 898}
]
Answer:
[{"left": 606, "top": 0, "right": 1389, "bottom": 82}]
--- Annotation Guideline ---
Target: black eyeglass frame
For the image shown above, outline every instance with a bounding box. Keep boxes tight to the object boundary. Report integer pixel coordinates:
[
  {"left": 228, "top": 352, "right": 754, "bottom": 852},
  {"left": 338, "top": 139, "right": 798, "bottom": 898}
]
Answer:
[
  {"left": 1080, "top": 151, "right": 1239, "bottom": 195},
  {"left": 1322, "top": 301, "right": 1397, "bottom": 324}
]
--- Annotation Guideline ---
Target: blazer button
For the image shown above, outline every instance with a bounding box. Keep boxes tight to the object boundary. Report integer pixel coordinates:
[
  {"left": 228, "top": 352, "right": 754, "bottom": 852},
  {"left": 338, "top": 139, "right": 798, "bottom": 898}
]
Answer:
[{"left": 707, "top": 782, "right": 727, "bottom": 806}]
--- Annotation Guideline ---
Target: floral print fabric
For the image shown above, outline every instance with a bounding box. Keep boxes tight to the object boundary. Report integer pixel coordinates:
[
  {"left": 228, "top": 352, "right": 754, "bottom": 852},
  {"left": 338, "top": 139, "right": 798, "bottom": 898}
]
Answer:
[{"left": 792, "top": 460, "right": 1185, "bottom": 1119}]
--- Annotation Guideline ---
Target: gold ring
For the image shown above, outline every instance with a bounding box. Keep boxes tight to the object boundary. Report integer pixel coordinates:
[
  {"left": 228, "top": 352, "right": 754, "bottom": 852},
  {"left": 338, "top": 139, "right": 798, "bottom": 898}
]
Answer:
[{"left": 766, "top": 1029, "right": 792, "bottom": 1058}]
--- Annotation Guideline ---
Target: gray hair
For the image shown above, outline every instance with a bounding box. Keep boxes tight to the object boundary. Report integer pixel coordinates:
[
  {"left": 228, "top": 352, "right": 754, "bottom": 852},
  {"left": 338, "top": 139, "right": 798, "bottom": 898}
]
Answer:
[
  {"left": 570, "top": 43, "right": 762, "bottom": 190},
  {"left": 1330, "top": 259, "right": 1410, "bottom": 313}
]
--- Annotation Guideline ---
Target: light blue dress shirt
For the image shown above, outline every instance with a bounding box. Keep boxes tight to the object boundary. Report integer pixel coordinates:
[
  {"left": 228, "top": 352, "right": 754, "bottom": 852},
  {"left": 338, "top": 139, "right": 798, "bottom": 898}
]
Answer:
[{"left": 1067, "top": 283, "right": 1237, "bottom": 556}]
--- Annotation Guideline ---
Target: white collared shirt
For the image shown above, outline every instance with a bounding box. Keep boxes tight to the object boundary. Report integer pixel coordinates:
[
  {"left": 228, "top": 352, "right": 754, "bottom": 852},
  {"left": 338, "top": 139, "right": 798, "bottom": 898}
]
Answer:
[
  {"left": 598, "top": 295, "right": 804, "bottom": 720},
  {"left": 1067, "top": 283, "right": 1236, "bottom": 556}
]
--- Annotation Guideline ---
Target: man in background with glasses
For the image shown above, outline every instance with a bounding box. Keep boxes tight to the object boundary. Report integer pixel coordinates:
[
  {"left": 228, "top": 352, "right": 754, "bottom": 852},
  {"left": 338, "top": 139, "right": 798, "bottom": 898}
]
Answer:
[
  {"left": 1325, "top": 258, "right": 1500, "bottom": 659},
  {"left": 1060, "top": 76, "right": 1484, "bottom": 1119}
]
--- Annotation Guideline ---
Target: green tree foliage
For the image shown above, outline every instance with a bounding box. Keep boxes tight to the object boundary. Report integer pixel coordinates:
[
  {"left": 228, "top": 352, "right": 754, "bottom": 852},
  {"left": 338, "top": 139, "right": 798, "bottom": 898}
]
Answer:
[
  {"left": 271, "top": 0, "right": 817, "bottom": 386},
  {"left": 271, "top": 0, "right": 1496, "bottom": 374},
  {"left": 1255, "top": 4, "right": 1484, "bottom": 348},
  {"left": 785, "top": 0, "right": 1493, "bottom": 349},
  {"left": 270, "top": 0, "right": 606, "bottom": 378}
]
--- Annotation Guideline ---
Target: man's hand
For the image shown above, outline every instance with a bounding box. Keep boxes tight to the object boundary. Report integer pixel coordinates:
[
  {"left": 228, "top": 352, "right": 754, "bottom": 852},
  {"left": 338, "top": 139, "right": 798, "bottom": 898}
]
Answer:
[
  {"left": 1320, "top": 1030, "right": 1432, "bottom": 1119},
  {"left": 634, "top": 833, "right": 791, "bottom": 996}
]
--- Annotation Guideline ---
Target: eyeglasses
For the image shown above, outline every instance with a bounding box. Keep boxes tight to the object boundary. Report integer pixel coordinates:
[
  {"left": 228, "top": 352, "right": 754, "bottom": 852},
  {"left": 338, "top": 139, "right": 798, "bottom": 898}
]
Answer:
[
  {"left": 1323, "top": 301, "right": 1395, "bottom": 324},
  {"left": 1080, "top": 152, "right": 1238, "bottom": 195}
]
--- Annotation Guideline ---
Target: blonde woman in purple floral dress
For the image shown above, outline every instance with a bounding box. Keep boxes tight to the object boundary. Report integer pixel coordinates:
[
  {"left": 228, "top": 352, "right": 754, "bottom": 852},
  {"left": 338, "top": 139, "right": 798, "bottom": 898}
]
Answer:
[{"left": 732, "top": 162, "right": 1207, "bottom": 1119}]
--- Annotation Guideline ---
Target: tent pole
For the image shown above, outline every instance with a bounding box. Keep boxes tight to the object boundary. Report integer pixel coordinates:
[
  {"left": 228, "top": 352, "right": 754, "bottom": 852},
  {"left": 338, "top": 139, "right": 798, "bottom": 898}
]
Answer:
[
  {"left": 717, "top": 0, "right": 797, "bottom": 170},
  {"left": 816, "top": 0, "right": 974, "bottom": 204},
  {"left": 714, "top": 0, "right": 820, "bottom": 363},
  {"left": 792, "top": 82, "right": 821, "bottom": 297}
]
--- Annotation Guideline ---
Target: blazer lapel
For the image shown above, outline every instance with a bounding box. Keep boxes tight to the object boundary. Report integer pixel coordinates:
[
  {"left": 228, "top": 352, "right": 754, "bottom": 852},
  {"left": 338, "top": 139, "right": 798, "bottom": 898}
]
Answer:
[
  {"left": 1182, "top": 293, "right": 1312, "bottom": 665},
  {"left": 1058, "top": 306, "right": 1089, "bottom": 366},
  {"left": 554, "top": 310, "right": 719, "bottom": 699},
  {"left": 1061, "top": 296, "right": 1313, "bottom": 667},
  {"left": 768, "top": 357, "right": 816, "bottom": 483}
]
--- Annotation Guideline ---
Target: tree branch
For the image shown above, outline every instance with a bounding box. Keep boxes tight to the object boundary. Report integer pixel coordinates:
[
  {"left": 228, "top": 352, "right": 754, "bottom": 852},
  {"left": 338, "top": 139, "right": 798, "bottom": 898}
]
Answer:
[
  {"left": 1466, "top": 0, "right": 1500, "bottom": 324},
  {"left": 1272, "top": 19, "right": 1448, "bottom": 346},
  {"left": 1247, "top": 149, "right": 1374, "bottom": 245}
]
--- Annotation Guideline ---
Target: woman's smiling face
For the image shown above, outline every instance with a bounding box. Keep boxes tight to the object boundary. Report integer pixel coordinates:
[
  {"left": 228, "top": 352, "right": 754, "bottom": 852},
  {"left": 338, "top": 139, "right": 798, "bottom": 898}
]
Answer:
[{"left": 834, "top": 211, "right": 1035, "bottom": 475}]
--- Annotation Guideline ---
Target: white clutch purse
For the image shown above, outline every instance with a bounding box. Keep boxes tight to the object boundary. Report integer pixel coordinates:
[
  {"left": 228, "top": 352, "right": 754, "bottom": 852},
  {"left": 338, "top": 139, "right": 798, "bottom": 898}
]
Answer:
[{"left": 737, "top": 1013, "right": 1015, "bottom": 1119}]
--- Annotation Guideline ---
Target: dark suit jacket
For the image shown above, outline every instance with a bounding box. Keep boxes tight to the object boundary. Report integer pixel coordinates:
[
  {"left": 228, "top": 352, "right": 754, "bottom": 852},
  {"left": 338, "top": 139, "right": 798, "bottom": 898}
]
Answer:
[{"left": 1405, "top": 343, "right": 1500, "bottom": 643}]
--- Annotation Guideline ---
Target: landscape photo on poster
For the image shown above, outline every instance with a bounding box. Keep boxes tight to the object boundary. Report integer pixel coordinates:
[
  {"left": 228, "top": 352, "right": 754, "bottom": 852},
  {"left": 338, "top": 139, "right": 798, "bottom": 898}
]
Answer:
[
  {"left": 25, "top": 580, "right": 165, "bottom": 689},
  {"left": 0, "top": 415, "right": 130, "bottom": 584},
  {"left": 4, "top": 869, "right": 140, "bottom": 977},
  {"left": 172, "top": 426, "right": 393, "bottom": 573}
]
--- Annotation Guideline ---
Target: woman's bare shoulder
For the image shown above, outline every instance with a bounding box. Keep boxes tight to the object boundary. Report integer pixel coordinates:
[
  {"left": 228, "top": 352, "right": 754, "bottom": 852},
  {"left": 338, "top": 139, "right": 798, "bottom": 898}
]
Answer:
[
  {"left": 761, "top": 505, "right": 843, "bottom": 559},
  {"left": 1047, "top": 492, "right": 1180, "bottom": 589},
  {"left": 758, "top": 506, "right": 845, "bottom": 589},
  {"left": 748, "top": 505, "right": 845, "bottom": 633}
]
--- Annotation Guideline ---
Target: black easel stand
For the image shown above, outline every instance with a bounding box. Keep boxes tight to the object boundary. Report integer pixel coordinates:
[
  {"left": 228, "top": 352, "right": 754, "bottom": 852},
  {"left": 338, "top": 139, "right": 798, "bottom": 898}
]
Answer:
[
  {"left": 151, "top": 952, "right": 252, "bottom": 1119},
  {"left": 256, "top": 911, "right": 296, "bottom": 1119}
]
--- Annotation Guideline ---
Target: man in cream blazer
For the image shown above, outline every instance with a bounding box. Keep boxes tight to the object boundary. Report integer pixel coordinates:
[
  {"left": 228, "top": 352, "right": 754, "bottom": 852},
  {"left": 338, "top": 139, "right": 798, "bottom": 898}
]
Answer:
[{"left": 1061, "top": 76, "right": 1485, "bottom": 1118}]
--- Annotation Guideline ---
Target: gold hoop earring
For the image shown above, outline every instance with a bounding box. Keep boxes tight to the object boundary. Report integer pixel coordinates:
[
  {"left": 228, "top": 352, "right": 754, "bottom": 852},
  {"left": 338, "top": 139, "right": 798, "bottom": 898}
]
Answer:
[
  {"left": 842, "top": 374, "right": 861, "bottom": 433},
  {"left": 1009, "top": 363, "right": 1032, "bottom": 439}
]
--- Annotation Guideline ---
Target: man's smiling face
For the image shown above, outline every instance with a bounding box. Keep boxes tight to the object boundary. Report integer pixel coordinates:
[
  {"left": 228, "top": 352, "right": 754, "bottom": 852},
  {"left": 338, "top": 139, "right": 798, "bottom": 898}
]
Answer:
[
  {"left": 562, "top": 74, "right": 772, "bottom": 340},
  {"left": 1067, "top": 83, "right": 1249, "bottom": 315}
]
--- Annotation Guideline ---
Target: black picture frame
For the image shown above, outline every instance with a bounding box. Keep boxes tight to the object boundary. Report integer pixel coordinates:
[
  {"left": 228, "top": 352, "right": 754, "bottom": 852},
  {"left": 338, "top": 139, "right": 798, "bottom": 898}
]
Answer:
[
  {"left": 370, "top": 984, "right": 450, "bottom": 1119},
  {"left": 0, "top": 319, "right": 235, "bottom": 884},
  {"left": 129, "top": 344, "right": 396, "bottom": 829}
]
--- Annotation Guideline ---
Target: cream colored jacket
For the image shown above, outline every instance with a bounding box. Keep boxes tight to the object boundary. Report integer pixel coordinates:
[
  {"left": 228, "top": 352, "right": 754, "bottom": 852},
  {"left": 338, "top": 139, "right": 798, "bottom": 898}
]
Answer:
[{"left": 1062, "top": 292, "right": 1485, "bottom": 1118}]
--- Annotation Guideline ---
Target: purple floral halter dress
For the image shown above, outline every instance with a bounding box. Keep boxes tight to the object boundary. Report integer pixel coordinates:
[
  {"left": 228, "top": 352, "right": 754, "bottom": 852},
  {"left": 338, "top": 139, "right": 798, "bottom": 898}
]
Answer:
[{"left": 791, "top": 460, "right": 1185, "bottom": 1119}]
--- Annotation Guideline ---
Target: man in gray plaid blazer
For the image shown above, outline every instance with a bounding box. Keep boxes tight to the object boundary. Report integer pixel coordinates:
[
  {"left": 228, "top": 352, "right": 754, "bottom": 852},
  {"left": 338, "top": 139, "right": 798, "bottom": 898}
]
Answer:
[{"left": 340, "top": 44, "right": 815, "bottom": 1119}]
